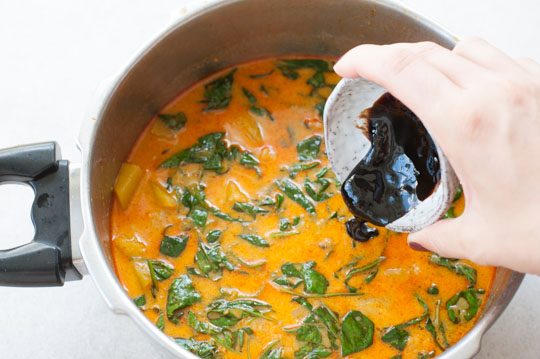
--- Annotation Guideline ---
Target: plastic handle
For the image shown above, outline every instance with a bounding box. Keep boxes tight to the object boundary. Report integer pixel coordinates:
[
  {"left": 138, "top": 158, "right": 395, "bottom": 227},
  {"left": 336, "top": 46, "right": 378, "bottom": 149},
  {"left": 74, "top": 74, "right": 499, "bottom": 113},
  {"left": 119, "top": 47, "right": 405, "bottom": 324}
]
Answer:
[{"left": 0, "top": 142, "right": 82, "bottom": 286}]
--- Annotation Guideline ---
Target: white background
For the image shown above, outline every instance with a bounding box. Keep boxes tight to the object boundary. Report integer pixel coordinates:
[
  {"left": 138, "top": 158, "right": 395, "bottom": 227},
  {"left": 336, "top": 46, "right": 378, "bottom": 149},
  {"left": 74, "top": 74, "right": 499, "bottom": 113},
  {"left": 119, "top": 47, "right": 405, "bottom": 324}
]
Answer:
[{"left": 0, "top": 0, "right": 538, "bottom": 358}]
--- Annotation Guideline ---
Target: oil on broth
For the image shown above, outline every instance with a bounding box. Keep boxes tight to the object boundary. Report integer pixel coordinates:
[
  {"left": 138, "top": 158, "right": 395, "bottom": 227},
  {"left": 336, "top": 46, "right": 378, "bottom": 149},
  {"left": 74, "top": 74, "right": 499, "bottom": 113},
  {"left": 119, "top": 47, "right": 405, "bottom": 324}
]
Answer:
[{"left": 110, "top": 57, "right": 495, "bottom": 359}]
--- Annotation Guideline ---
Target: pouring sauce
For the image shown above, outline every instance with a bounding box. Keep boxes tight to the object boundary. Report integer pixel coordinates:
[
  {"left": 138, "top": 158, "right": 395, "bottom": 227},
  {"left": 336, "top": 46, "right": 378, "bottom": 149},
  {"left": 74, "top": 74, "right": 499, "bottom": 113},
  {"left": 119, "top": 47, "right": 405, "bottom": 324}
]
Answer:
[{"left": 342, "top": 92, "right": 440, "bottom": 239}]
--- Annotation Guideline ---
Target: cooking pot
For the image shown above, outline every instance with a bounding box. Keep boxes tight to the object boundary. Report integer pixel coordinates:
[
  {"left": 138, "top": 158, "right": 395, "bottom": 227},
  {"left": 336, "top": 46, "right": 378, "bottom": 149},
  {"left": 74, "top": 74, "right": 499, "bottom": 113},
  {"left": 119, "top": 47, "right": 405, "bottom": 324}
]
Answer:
[{"left": 0, "top": 0, "right": 524, "bottom": 358}]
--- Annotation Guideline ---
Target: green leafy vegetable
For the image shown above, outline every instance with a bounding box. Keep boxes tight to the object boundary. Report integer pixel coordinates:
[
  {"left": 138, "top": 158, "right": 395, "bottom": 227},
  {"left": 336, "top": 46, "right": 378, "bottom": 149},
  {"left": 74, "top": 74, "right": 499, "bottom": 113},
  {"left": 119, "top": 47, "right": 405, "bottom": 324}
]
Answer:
[
  {"left": 188, "top": 311, "right": 223, "bottom": 335},
  {"left": 304, "top": 177, "right": 332, "bottom": 202},
  {"left": 443, "top": 206, "right": 455, "bottom": 219},
  {"left": 275, "top": 193, "right": 284, "bottom": 210},
  {"left": 344, "top": 256, "right": 386, "bottom": 292},
  {"left": 181, "top": 184, "right": 242, "bottom": 223},
  {"left": 453, "top": 185, "right": 463, "bottom": 202},
  {"left": 206, "top": 298, "right": 274, "bottom": 327},
  {"left": 288, "top": 162, "right": 320, "bottom": 179},
  {"left": 156, "top": 311, "right": 165, "bottom": 330},
  {"left": 160, "top": 234, "right": 189, "bottom": 257},
  {"left": 274, "top": 261, "right": 328, "bottom": 294},
  {"left": 259, "top": 340, "right": 283, "bottom": 359},
  {"left": 446, "top": 288, "right": 480, "bottom": 323},
  {"left": 276, "top": 59, "right": 331, "bottom": 81},
  {"left": 315, "top": 100, "right": 326, "bottom": 117},
  {"left": 249, "top": 70, "right": 274, "bottom": 79},
  {"left": 430, "top": 254, "right": 477, "bottom": 285},
  {"left": 176, "top": 338, "right": 219, "bottom": 359},
  {"left": 195, "top": 240, "right": 234, "bottom": 278},
  {"left": 207, "top": 229, "right": 223, "bottom": 243},
  {"left": 240, "top": 152, "right": 262, "bottom": 175},
  {"left": 427, "top": 285, "right": 439, "bottom": 295},
  {"left": 148, "top": 260, "right": 174, "bottom": 281},
  {"left": 296, "top": 136, "right": 322, "bottom": 162},
  {"left": 242, "top": 88, "right": 257, "bottom": 103},
  {"left": 202, "top": 69, "right": 236, "bottom": 111},
  {"left": 190, "top": 209, "right": 208, "bottom": 228},
  {"left": 275, "top": 179, "right": 316, "bottom": 215},
  {"left": 158, "top": 112, "right": 187, "bottom": 131},
  {"left": 238, "top": 234, "right": 270, "bottom": 247},
  {"left": 381, "top": 327, "right": 409, "bottom": 351},
  {"left": 133, "top": 294, "right": 146, "bottom": 307},
  {"left": 341, "top": 310, "right": 374, "bottom": 356},
  {"left": 233, "top": 202, "right": 270, "bottom": 219},
  {"left": 425, "top": 318, "right": 445, "bottom": 351},
  {"left": 166, "top": 275, "right": 202, "bottom": 319},
  {"left": 418, "top": 351, "right": 436, "bottom": 359}
]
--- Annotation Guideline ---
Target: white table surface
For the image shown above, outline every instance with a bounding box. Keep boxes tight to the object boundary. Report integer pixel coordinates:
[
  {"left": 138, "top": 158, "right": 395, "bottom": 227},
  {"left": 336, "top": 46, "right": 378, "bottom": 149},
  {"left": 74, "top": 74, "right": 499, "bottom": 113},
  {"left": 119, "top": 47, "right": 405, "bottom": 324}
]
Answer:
[{"left": 0, "top": 0, "right": 538, "bottom": 358}]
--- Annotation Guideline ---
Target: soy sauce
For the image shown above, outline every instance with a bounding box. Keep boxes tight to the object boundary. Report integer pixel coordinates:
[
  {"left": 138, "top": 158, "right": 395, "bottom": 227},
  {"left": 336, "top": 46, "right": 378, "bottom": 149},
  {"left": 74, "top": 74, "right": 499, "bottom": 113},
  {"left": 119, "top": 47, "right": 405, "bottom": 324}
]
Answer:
[{"left": 342, "top": 93, "right": 440, "bottom": 241}]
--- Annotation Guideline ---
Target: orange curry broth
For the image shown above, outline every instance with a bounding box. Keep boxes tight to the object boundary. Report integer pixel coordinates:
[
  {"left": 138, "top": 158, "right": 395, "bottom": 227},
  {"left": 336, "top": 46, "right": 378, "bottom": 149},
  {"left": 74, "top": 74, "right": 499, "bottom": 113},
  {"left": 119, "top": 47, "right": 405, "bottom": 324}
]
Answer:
[{"left": 110, "top": 57, "right": 495, "bottom": 359}]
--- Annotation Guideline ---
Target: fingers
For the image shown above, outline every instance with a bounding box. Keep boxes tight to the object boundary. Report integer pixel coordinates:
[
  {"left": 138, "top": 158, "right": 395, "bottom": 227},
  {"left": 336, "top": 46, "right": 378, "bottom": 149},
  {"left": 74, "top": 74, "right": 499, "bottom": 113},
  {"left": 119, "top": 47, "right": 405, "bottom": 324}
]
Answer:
[
  {"left": 453, "top": 37, "right": 521, "bottom": 72},
  {"left": 517, "top": 57, "right": 540, "bottom": 76},
  {"left": 407, "top": 216, "right": 478, "bottom": 263}
]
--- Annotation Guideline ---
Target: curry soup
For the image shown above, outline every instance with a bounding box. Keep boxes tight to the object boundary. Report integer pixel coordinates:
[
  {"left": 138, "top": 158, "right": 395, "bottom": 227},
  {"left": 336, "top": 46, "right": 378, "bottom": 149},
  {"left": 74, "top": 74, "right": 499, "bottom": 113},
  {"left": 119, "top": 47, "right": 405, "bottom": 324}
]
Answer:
[{"left": 110, "top": 57, "right": 495, "bottom": 359}]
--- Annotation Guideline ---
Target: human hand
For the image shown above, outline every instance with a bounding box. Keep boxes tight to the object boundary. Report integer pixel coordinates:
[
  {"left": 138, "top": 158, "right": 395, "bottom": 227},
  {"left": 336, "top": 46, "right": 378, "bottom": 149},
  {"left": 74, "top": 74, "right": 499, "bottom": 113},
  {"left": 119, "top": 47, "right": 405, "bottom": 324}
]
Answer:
[{"left": 334, "top": 38, "right": 540, "bottom": 275}]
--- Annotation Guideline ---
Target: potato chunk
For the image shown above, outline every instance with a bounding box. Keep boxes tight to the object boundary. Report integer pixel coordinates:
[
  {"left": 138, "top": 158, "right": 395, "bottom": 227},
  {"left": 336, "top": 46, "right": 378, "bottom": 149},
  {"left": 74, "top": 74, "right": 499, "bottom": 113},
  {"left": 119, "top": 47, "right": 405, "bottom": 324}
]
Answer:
[
  {"left": 114, "top": 234, "right": 147, "bottom": 257},
  {"left": 114, "top": 163, "right": 143, "bottom": 210},
  {"left": 150, "top": 182, "right": 177, "bottom": 208}
]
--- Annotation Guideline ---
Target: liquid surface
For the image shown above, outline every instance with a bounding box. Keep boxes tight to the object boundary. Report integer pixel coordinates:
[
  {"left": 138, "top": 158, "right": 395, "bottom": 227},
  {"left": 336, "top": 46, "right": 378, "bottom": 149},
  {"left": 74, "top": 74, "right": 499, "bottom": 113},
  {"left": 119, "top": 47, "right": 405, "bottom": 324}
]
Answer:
[
  {"left": 110, "top": 58, "right": 494, "bottom": 359},
  {"left": 342, "top": 93, "right": 440, "bottom": 226}
]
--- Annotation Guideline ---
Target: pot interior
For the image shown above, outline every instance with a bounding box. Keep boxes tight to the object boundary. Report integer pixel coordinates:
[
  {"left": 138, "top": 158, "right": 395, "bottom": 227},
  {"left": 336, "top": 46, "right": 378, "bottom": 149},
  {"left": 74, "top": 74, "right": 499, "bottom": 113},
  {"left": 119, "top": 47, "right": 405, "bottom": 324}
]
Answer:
[{"left": 86, "top": 0, "right": 520, "bottom": 355}]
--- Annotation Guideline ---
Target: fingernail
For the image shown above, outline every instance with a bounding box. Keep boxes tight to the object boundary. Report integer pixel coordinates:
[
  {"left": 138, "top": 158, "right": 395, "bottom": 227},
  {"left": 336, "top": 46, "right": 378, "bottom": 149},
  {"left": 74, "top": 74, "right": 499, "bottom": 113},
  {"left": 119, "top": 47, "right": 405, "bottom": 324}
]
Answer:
[{"left": 408, "top": 242, "right": 428, "bottom": 252}]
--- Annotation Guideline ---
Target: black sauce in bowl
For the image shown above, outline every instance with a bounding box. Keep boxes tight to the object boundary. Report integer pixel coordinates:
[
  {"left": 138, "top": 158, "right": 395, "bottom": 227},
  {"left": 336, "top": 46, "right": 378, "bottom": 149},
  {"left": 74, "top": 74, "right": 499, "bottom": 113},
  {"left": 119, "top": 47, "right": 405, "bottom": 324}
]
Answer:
[{"left": 342, "top": 93, "right": 440, "bottom": 241}]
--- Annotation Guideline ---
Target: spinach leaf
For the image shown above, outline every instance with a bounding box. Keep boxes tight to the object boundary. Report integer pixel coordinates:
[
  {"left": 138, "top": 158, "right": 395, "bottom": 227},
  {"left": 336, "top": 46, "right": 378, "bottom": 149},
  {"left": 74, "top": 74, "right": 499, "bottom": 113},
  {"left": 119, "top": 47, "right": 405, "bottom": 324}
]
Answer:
[
  {"left": 158, "top": 112, "right": 187, "bottom": 131},
  {"left": 315, "top": 100, "right": 326, "bottom": 117},
  {"left": 240, "top": 151, "right": 261, "bottom": 175},
  {"left": 418, "top": 351, "right": 436, "bottom": 359},
  {"left": 275, "top": 179, "right": 316, "bottom": 215},
  {"left": 296, "top": 136, "right": 322, "bottom": 162},
  {"left": 156, "top": 311, "right": 165, "bottom": 330},
  {"left": 233, "top": 202, "right": 270, "bottom": 219},
  {"left": 430, "top": 254, "right": 477, "bottom": 285},
  {"left": 427, "top": 285, "right": 439, "bottom": 295},
  {"left": 182, "top": 184, "right": 242, "bottom": 223},
  {"left": 206, "top": 298, "right": 273, "bottom": 327},
  {"left": 249, "top": 70, "right": 274, "bottom": 79},
  {"left": 238, "top": 234, "right": 270, "bottom": 247},
  {"left": 288, "top": 162, "right": 320, "bottom": 179},
  {"left": 190, "top": 209, "right": 208, "bottom": 228},
  {"left": 160, "top": 132, "right": 227, "bottom": 171},
  {"left": 294, "top": 343, "right": 332, "bottom": 359},
  {"left": 228, "top": 250, "right": 267, "bottom": 269},
  {"left": 279, "top": 218, "right": 290, "bottom": 231},
  {"left": 188, "top": 311, "right": 223, "bottom": 335},
  {"left": 242, "top": 87, "right": 257, "bottom": 103},
  {"left": 160, "top": 234, "right": 189, "bottom": 257},
  {"left": 442, "top": 206, "right": 456, "bottom": 219},
  {"left": 176, "top": 338, "right": 219, "bottom": 359},
  {"left": 304, "top": 177, "right": 332, "bottom": 202},
  {"left": 195, "top": 240, "right": 234, "bottom": 277},
  {"left": 341, "top": 310, "right": 374, "bottom": 356},
  {"left": 260, "top": 340, "right": 283, "bottom": 359},
  {"left": 312, "top": 305, "right": 340, "bottom": 349},
  {"left": 258, "top": 196, "right": 276, "bottom": 206},
  {"left": 250, "top": 105, "right": 275, "bottom": 121},
  {"left": 390, "top": 355, "right": 403, "bottom": 359},
  {"left": 276, "top": 59, "right": 331, "bottom": 80},
  {"left": 344, "top": 256, "right": 386, "bottom": 292},
  {"left": 275, "top": 193, "right": 284, "bottom": 210},
  {"left": 425, "top": 318, "right": 445, "bottom": 351},
  {"left": 446, "top": 288, "right": 479, "bottom": 323},
  {"left": 202, "top": 69, "right": 236, "bottom": 111},
  {"left": 206, "top": 229, "right": 223, "bottom": 243},
  {"left": 274, "top": 261, "right": 328, "bottom": 294},
  {"left": 381, "top": 327, "right": 409, "bottom": 351},
  {"left": 166, "top": 275, "right": 201, "bottom": 319},
  {"left": 148, "top": 260, "right": 175, "bottom": 281},
  {"left": 453, "top": 185, "right": 463, "bottom": 202},
  {"left": 133, "top": 294, "right": 146, "bottom": 307}
]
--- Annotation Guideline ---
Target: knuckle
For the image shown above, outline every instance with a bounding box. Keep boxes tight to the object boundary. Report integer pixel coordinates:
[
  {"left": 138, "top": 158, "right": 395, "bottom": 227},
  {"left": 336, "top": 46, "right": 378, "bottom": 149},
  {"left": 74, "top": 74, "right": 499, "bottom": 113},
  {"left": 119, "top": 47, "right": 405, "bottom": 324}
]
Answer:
[
  {"left": 454, "top": 36, "right": 486, "bottom": 54},
  {"left": 384, "top": 44, "right": 438, "bottom": 78}
]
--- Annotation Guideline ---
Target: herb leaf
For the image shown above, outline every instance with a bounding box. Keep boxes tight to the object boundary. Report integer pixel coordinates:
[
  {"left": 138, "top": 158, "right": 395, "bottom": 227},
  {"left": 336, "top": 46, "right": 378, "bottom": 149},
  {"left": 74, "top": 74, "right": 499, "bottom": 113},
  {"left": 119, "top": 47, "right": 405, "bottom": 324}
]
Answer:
[
  {"left": 430, "top": 254, "right": 477, "bottom": 285},
  {"left": 274, "top": 262, "right": 328, "bottom": 294},
  {"left": 202, "top": 69, "right": 236, "bottom": 111},
  {"left": 195, "top": 240, "right": 234, "bottom": 277},
  {"left": 238, "top": 234, "right": 270, "bottom": 247},
  {"left": 206, "top": 229, "right": 223, "bottom": 243},
  {"left": 288, "top": 162, "right": 320, "bottom": 179},
  {"left": 341, "top": 310, "right": 374, "bottom": 356},
  {"left": 166, "top": 275, "right": 202, "bottom": 319},
  {"left": 296, "top": 136, "right": 322, "bottom": 162},
  {"left": 158, "top": 112, "right": 187, "bottom": 131},
  {"left": 133, "top": 294, "right": 146, "bottom": 307},
  {"left": 233, "top": 202, "right": 270, "bottom": 219},
  {"left": 148, "top": 260, "right": 175, "bottom": 281},
  {"left": 381, "top": 327, "right": 409, "bottom": 351},
  {"left": 206, "top": 298, "right": 273, "bottom": 327},
  {"left": 446, "top": 288, "right": 480, "bottom": 323},
  {"left": 160, "top": 234, "right": 189, "bottom": 257},
  {"left": 176, "top": 338, "right": 219, "bottom": 359},
  {"left": 275, "top": 179, "right": 316, "bottom": 215},
  {"left": 344, "top": 256, "right": 386, "bottom": 293}
]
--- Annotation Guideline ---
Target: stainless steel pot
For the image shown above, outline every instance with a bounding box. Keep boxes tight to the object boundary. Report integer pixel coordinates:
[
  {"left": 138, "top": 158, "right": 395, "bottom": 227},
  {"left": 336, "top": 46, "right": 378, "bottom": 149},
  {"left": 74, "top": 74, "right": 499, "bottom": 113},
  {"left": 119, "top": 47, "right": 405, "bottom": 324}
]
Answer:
[{"left": 0, "top": 0, "right": 524, "bottom": 358}]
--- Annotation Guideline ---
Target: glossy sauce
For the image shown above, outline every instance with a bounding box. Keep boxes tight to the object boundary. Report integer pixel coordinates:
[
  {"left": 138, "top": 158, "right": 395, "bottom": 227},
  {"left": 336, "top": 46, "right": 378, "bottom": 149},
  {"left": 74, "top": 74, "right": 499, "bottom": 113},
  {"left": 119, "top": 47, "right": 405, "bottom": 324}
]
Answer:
[
  {"left": 110, "top": 58, "right": 494, "bottom": 359},
  {"left": 342, "top": 93, "right": 440, "bottom": 227}
]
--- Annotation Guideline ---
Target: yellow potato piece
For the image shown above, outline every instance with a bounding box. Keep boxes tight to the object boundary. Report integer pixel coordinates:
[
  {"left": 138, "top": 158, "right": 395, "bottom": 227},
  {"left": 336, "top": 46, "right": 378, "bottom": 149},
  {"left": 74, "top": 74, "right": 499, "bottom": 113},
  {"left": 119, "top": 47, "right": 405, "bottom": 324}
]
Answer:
[
  {"left": 225, "top": 180, "right": 249, "bottom": 206},
  {"left": 133, "top": 260, "right": 152, "bottom": 288},
  {"left": 114, "top": 163, "right": 143, "bottom": 210},
  {"left": 150, "top": 182, "right": 177, "bottom": 208},
  {"left": 114, "top": 234, "right": 147, "bottom": 257},
  {"left": 150, "top": 118, "right": 175, "bottom": 138},
  {"left": 224, "top": 115, "right": 263, "bottom": 147}
]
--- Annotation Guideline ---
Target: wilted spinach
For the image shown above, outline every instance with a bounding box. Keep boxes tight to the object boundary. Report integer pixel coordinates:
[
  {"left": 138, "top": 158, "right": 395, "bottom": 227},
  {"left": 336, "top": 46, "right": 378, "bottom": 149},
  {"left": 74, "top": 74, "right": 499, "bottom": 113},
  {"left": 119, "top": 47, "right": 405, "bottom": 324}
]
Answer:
[
  {"left": 195, "top": 240, "right": 234, "bottom": 278},
  {"left": 206, "top": 298, "right": 273, "bottom": 327},
  {"left": 275, "top": 178, "right": 316, "bottom": 215},
  {"left": 446, "top": 288, "right": 480, "bottom": 323},
  {"left": 344, "top": 256, "right": 386, "bottom": 292},
  {"left": 296, "top": 136, "right": 322, "bottom": 162},
  {"left": 176, "top": 338, "right": 219, "bottom": 359},
  {"left": 233, "top": 202, "right": 270, "bottom": 219},
  {"left": 157, "top": 112, "right": 187, "bottom": 131},
  {"left": 430, "top": 254, "right": 477, "bottom": 285},
  {"left": 341, "top": 310, "right": 374, "bottom": 356},
  {"left": 166, "top": 275, "right": 202, "bottom": 320},
  {"left": 160, "top": 234, "right": 189, "bottom": 257},
  {"left": 238, "top": 234, "right": 270, "bottom": 247},
  {"left": 202, "top": 69, "right": 236, "bottom": 111},
  {"left": 274, "top": 261, "right": 328, "bottom": 294}
]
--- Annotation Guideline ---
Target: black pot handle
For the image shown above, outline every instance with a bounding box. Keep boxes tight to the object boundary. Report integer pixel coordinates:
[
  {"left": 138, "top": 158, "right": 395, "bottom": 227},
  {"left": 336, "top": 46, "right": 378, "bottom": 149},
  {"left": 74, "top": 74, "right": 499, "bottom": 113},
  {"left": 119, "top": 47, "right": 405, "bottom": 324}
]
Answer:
[{"left": 0, "top": 142, "right": 82, "bottom": 286}]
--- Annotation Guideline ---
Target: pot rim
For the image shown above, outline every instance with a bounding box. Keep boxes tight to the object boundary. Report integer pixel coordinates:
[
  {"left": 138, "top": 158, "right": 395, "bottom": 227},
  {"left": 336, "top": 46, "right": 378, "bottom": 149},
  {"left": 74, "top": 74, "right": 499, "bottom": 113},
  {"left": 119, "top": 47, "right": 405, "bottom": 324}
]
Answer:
[{"left": 77, "top": 1, "right": 525, "bottom": 358}]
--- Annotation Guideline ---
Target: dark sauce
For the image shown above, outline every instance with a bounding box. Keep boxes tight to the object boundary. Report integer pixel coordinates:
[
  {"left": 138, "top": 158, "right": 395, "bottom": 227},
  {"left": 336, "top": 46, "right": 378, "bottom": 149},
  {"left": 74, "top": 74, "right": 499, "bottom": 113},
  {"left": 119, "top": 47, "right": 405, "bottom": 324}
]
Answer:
[{"left": 342, "top": 92, "right": 440, "bottom": 241}]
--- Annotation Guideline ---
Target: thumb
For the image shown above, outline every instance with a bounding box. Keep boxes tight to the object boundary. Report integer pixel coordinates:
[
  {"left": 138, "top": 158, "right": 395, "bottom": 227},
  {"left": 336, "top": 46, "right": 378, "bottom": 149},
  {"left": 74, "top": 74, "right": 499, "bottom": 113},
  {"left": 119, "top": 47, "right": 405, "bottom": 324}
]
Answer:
[{"left": 407, "top": 216, "right": 474, "bottom": 260}]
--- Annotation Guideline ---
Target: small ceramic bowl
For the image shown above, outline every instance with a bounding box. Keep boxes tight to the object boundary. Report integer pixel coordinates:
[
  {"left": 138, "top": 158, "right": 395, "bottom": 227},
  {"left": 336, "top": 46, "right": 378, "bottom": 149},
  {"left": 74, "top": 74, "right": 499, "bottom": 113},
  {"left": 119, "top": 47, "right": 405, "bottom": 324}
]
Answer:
[{"left": 323, "top": 77, "right": 459, "bottom": 233}]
